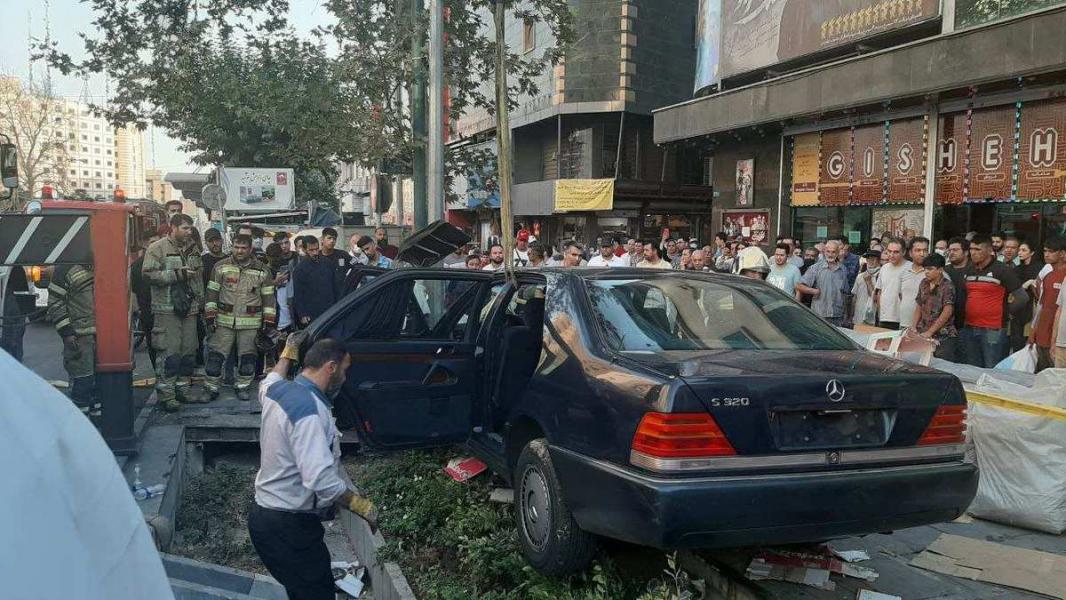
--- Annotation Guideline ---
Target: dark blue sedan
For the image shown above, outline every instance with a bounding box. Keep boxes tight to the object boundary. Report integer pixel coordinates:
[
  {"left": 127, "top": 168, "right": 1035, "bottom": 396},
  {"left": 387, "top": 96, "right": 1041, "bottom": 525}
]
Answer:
[{"left": 307, "top": 266, "right": 977, "bottom": 576}]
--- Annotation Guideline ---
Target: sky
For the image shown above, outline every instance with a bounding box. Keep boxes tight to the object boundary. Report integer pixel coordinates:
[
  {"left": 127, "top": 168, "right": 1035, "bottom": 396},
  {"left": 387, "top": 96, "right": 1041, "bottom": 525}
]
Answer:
[{"left": 0, "top": 0, "right": 334, "bottom": 175}]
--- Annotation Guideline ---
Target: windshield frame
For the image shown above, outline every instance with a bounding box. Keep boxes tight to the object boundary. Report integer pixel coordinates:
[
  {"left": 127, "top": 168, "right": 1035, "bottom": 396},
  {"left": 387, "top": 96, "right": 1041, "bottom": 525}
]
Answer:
[{"left": 579, "top": 272, "right": 858, "bottom": 355}]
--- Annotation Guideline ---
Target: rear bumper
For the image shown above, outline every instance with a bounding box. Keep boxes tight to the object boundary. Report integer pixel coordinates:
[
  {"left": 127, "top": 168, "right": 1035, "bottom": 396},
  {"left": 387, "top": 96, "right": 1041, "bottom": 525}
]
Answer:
[{"left": 549, "top": 446, "right": 978, "bottom": 549}]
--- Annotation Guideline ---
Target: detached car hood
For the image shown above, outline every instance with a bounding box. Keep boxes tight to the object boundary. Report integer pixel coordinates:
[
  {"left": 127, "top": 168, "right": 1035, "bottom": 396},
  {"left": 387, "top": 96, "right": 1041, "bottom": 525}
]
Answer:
[{"left": 396, "top": 220, "right": 471, "bottom": 267}]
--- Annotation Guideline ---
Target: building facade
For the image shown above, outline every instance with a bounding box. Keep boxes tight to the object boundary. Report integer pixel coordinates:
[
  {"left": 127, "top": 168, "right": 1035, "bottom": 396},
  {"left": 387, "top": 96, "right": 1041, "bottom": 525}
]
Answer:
[
  {"left": 0, "top": 76, "right": 146, "bottom": 200},
  {"left": 115, "top": 127, "right": 147, "bottom": 198},
  {"left": 654, "top": 1, "right": 1066, "bottom": 251},
  {"left": 145, "top": 168, "right": 176, "bottom": 204},
  {"left": 449, "top": 0, "right": 711, "bottom": 248}
]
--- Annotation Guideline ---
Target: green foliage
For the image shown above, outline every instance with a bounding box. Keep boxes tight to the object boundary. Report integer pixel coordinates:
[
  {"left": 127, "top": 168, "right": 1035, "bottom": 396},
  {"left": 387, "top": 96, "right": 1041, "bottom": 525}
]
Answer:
[
  {"left": 40, "top": 0, "right": 574, "bottom": 208},
  {"left": 174, "top": 463, "right": 264, "bottom": 574},
  {"left": 347, "top": 449, "right": 645, "bottom": 600},
  {"left": 955, "top": 0, "right": 1058, "bottom": 28}
]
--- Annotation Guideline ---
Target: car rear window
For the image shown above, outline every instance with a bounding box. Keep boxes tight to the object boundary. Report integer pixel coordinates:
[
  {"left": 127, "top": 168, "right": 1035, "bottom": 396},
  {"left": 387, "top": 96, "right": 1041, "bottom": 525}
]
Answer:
[{"left": 586, "top": 277, "right": 854, "bottom": 352}]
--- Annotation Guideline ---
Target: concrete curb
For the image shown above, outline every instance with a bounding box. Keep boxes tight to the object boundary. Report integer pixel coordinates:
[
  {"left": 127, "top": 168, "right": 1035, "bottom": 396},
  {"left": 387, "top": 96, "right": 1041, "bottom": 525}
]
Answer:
[{"left": 340, "top": 510, "right": 417, "bottom": 600}]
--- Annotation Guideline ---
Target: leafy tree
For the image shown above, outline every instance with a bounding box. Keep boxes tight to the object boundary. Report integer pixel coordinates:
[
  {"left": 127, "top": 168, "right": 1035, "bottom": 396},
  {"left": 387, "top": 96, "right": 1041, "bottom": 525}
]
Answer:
[
  {"left": 40, "top": 0, "right": 573, "bottom": 209},
  {"left": 955, "top": 0, "right": 1051, "bottom": 28},
  {"left": 0, "top": 74, "right": 76, "bottom": 210}
]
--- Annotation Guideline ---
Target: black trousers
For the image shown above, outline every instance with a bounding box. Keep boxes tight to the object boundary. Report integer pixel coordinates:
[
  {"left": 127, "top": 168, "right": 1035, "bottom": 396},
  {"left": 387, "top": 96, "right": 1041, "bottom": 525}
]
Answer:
[{"left": 247, "top": 505, "right": 335, "bottom": 600}]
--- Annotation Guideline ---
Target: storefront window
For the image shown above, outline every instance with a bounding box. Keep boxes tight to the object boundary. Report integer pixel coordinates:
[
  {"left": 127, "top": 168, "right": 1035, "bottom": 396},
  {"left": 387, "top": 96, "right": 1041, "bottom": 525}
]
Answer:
[{"left": 560, "top": 215, "right": 587, "bottom": 243}]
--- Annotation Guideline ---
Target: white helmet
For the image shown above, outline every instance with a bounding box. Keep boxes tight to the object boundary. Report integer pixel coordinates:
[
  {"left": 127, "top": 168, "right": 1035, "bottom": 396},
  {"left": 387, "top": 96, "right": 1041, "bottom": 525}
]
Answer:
[{"left": 733, "top": 246, "right": 771, "bottom": 276}]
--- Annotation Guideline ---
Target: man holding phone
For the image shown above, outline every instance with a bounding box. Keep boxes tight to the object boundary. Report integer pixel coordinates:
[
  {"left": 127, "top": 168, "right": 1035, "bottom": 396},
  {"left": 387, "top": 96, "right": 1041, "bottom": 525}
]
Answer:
[{"left": 142, "top": 214, "right": 205, "bottom": 412}]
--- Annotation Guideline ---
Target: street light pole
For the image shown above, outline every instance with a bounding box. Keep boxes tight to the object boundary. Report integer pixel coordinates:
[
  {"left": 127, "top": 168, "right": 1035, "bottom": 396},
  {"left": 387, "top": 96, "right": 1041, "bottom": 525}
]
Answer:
[
  {"left": 427, "top": 0, "right": 445, "bottom": 224},
  {"left": 411, "top": 0, "right": 428, "bottom": 229},
  {"left": 494, "top": 0, "right": 515, "bottom": 272}
]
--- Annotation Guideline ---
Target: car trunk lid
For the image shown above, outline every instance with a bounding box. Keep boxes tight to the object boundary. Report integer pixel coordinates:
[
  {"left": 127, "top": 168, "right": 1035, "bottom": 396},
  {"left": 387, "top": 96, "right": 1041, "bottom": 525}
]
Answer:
[{"left": 657, "top": 350, "right": 962, "bottom": 456}]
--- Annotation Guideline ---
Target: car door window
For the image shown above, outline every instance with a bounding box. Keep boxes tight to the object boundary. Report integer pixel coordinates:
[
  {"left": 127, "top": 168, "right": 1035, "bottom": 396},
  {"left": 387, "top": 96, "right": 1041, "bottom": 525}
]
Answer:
[{"left": 335, "top": 277, "right": 482, "bottom": 341}]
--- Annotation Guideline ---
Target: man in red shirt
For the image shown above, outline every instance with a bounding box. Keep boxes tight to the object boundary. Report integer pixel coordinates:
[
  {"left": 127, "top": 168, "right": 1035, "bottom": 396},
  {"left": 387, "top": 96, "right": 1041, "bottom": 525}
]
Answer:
[
  {"left": 1029, "top": 237, "right": 1066, "bottom": 370},
  {"left": 961, "top": 235, "right": 1027, "bottom": 368}
]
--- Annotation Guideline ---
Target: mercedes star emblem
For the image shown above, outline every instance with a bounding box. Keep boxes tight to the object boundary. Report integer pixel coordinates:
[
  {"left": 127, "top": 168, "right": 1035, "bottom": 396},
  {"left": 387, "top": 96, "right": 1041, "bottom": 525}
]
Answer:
[{"left": 826, "top": 379, "right": 846, "bottom": 403}]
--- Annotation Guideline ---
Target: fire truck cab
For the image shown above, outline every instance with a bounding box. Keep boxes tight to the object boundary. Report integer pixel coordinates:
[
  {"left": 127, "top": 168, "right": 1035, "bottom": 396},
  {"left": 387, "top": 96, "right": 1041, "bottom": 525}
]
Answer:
[{"left": 0, "top": 198, "right": 149, "bottom": 454}]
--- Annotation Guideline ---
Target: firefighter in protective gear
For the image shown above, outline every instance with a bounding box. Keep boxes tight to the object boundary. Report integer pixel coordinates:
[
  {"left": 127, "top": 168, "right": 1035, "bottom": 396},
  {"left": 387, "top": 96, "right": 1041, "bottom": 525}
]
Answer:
[
  {"left": 204, "top": 234, "right": 277, "bottom": 401},
  {"left": 143, "top": 214, "right": 205, "bottom": 412},
  {"left": 732, "top": 246, "right": 772, "bottom": 280},
  {"left": 46, "top": 264, "right": 100, "bottom": 422}
]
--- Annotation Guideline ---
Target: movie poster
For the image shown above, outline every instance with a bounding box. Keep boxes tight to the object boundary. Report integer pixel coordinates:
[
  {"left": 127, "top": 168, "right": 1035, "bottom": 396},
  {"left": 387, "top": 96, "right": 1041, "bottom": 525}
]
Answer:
[
  {"left": 736, "top": 159, "right": 754, "bottom": 206},
  {"left": 695, "top": 0, "right": 723, "bottom": 92},
  {"left": 872, "top": 208, "right": 924, "bottom": 241},
  {"left": 722, "top": 210, "right": 770, "bottom": 244},
  {"left": 791, "top": 132, "right": 821, "bottom": 206}
]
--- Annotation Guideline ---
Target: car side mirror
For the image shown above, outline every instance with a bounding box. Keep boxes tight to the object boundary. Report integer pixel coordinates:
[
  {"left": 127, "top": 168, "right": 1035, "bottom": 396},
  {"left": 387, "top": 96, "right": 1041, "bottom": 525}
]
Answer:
[{"left": 1, "top": 143, "right": 18, "bottom": 189}]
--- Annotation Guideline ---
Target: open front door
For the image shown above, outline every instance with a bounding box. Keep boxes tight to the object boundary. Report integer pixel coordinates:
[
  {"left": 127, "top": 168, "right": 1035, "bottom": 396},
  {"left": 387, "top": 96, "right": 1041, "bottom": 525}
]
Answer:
[{"left": 315, "top": 270, "right": 495, "bottom": 449}]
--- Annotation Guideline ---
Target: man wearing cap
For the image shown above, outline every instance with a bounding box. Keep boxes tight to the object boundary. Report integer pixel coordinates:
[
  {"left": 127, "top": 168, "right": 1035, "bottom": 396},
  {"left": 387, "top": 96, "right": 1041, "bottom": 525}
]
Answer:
[
  {"left": 588, "top": 239, "right": 627, "bottom": 267},
  {"left": 513, "top": 230, "right": 532, "bottom": 267}
]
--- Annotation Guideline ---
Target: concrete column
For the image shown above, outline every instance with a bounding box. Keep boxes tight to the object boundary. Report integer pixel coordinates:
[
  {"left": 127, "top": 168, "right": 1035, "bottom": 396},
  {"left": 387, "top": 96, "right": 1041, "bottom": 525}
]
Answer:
[
  {"left": 942, "top": 0, "right": 956, "bottom": 34},
  {"left": 427, "top": 0, "right": 445, "bottom": 223},
  {"left": 923, "top": 103, "right": 940, "bottom": 239}
]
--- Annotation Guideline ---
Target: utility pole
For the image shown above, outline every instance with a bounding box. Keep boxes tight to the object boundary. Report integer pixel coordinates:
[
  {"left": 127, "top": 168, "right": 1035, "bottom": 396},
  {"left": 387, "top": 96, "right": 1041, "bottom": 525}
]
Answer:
[
  {"left": 410, "top": 0, "right": 428, "bottom": 229},
  {"left": 427, "top": 0, "right": 445, "bottom": 224},
  {"left": 494, "top": 0, "right": 515, "bottom": 271}
]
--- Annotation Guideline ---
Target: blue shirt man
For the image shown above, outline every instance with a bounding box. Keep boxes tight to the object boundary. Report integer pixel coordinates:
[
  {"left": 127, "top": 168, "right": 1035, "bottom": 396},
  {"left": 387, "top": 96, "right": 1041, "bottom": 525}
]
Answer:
[{"left": 797, "top": 240, "right": 849, "bottom": 324}]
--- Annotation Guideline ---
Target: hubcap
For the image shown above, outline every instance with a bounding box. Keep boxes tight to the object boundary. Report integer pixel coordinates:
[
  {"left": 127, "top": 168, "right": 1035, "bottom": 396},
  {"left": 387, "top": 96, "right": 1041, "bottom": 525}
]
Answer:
[{"left": 519, "top": 465, "right": 551, "bottom": 551}]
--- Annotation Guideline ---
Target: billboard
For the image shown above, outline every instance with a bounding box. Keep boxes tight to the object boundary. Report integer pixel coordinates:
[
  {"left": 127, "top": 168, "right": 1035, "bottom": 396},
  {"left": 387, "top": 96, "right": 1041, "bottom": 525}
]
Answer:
[
  {"left": 695, "top": 0, "right": 723, "bottom": 92},
  {"left": 934, "top": 112, "right": 966, "bottom": 205},
  {"left": 887, "top": 117, "right": 926, "bottom": 203},
  {"left": 790, "top": 132, "right": 821, "bottom": 206},
  {"left": 219, "top": 167, "right": 296, "bottom": 212},
  {"left": 969, "top": 106, "right": 1015, "bottom": 201},
  {"left": 853, "top": 124, "right": 886, "bottom": 204},
  {"left": 717, "top": 0, "right": 940, "bottom": 80}
]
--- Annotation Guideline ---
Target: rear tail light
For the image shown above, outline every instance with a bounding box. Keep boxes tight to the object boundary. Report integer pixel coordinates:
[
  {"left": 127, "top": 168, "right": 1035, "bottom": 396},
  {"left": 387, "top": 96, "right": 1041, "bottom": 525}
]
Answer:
[
  {"left": 29, "top": 266, "right": 43, "bottom": 283},
  {"left": 632, "top": 412, "right": 736, "bottom": 458},
  {"left": 918, "top": 405, "right": 967, "bottom": 445}
]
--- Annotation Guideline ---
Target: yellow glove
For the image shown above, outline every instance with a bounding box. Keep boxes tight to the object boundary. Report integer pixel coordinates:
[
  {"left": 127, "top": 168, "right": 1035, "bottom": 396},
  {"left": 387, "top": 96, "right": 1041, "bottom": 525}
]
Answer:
[
  {"left": 280, "top": 331, "right": 307, "bottom": 361},
  {"left": 345, "top": 492, "right": 379, "bottom": 529}
]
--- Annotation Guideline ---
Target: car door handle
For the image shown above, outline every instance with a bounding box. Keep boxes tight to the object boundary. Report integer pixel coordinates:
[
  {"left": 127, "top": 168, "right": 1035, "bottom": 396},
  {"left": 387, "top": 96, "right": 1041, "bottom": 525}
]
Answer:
[{"left": 435, "top": 346, "right": 455, "bottom": 356}]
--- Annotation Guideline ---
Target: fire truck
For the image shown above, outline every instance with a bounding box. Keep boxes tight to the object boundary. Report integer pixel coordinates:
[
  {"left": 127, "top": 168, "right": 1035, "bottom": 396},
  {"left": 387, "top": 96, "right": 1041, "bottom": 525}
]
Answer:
[{"left": 1, "top": 171, "right": 166, "bottom": 454}]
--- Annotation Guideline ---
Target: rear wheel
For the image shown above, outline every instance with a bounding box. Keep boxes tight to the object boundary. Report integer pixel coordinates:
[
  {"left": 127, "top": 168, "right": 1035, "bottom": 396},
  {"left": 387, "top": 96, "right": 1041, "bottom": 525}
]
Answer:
[{"left": 513, "top": 438, "right": 596, "bottom": 576}]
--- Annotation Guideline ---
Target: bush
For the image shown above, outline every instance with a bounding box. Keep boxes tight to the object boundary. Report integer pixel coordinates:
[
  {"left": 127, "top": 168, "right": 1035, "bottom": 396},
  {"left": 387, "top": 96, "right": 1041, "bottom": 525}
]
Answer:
[{"left": 347, "top": 448, "right": 693, "bottom": 600}]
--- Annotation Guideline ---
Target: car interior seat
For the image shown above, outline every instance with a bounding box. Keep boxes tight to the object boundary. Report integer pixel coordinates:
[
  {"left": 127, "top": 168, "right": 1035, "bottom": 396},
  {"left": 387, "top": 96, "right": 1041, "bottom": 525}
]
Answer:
[{"left": 493, "top": 286, "right": 545, "bottom": 424}]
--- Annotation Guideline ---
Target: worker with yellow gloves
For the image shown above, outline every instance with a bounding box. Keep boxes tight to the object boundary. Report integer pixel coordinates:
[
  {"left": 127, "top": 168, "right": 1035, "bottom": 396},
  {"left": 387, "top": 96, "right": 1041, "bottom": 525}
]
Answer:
[
  {"left": 46, "top": 264, "right": 100, "bottom": 423},
  {"left": 248, "top": 331, "right": 377, "bottom": 600},
  {"left": 203, "top": 233, "right": 277, "bottom": 401}
]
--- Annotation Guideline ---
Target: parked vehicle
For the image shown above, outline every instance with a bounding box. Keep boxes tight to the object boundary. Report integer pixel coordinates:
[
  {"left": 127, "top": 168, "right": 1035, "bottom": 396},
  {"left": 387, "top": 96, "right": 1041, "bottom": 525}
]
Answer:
[{"left": 304, "top": 236, "right": 977, "bottom": 576}]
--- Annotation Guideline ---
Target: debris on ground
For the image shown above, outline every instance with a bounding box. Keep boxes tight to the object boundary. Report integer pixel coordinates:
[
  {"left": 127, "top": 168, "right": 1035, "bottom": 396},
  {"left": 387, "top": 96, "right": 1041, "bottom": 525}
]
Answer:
[
  {"left": 745, "top": 546, "right": 879, "bottom": 590},
  {"left": 830, "top": 548, "right": 871, "bottom": 563},
  {"left": 332, "top": 561, "right": 366, "bottom": 597},
  {"left": 488, "top": 488, "right": 513, "bottom": 504},
  {"left": 911, "top": 533, "right": 1066, "bottom": 599},
  {"left": 443, "top": 456, "right": 488, "bottom": 482},
  {"left": 856, "top": 590, "right": 901, "bottom": 600}
]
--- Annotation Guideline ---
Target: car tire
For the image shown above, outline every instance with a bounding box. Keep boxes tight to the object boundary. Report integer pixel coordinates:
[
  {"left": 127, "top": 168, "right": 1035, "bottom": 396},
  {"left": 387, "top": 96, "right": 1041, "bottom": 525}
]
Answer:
[{"left": 513, "top": 438, "right": 596, "bottom": 576}]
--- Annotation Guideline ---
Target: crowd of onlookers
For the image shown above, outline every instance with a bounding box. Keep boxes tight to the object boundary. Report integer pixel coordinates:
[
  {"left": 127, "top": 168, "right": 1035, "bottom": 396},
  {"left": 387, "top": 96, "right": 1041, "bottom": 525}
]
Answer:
[{"left": 131, "top": 201, "right": 1066, "bottom": 377}]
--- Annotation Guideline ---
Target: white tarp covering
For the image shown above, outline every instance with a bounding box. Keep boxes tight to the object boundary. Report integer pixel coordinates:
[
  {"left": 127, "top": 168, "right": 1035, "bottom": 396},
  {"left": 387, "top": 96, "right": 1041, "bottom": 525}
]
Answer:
[
  {"left": 966, "top": 371, "right": 1066, "bottom": 534},
  {"left": 0, "top": 350, "right": 174, "bottom": 599}
]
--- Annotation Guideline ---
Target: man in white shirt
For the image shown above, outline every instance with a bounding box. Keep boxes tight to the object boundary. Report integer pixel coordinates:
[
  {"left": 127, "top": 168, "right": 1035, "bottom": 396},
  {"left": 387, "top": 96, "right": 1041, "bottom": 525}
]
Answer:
[
  {"left": 513, "top": 230, "right": 532, "bottom": 266},
  {"left": 638, "top": 241, "right": 673, "bottom": 270},
  {"left": 875, "top": 239, "right": 910, "bottom": 330},
  {"left": 899, "top": 237, "right": 929, "bottom": 329},
  {"left": 482, "top": 243, "right": 505, "bottom": 271},
  {"left": 588, "top": 239, "right": 627, "bottom": 267},
  {"left": 249, "top": 334, "right": 377, "bottom": 600}
]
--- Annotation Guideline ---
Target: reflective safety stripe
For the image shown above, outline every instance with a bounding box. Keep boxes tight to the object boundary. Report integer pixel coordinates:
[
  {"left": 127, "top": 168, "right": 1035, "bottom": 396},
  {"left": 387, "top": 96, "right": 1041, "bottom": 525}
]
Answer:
[
  {"left": 207, "top": 280, "right": 221, "bottom": 291},
  {"left": 69, "top": 269, "right": 93, "bottom": 286},
  {"left": 261, "top": 286, "right": 275, "bottom": 294},
  {"left": 55, "top": 317, "right": 72, "bottom": 330},
  {"left": 262, "top": 307, "right": 277, "bottom": 316},
  {"left": 235, "top": 316, "right": 262, "bottom": 328},
  {"left": 204, "top": 302, "right": 218, "bottom": 312},
  {"left": 217, "top": 315, "right": 235, "bottom": 327},
  {"left": 49, "top": 284, "right": 68, "bottom": 296}
]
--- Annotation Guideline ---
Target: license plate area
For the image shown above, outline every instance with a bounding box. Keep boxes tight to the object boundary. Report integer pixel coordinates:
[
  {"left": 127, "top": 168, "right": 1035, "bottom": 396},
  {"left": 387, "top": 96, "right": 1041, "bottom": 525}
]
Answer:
[{"left": 771, "top": 409, "right": 895, "bottom": 451}]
